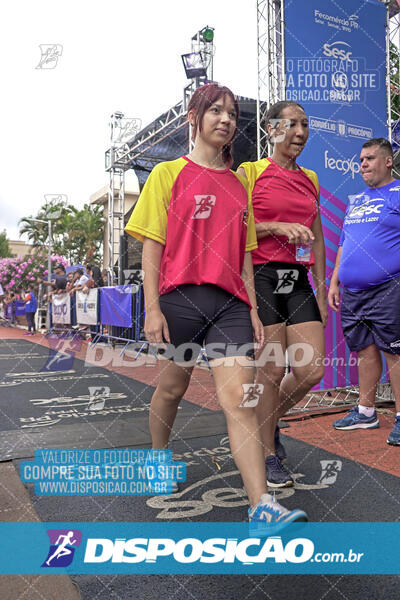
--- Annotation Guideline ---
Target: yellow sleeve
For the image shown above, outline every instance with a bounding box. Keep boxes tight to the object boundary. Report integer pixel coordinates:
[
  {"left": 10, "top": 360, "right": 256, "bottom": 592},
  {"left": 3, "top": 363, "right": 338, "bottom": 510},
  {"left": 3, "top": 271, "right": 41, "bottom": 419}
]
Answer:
[
  {"left": 233, "top": 170, "right": 258, "bottom": 252},
  {"left": 300, "top": 167, "right": 320, "bottom": 198},
  {"left": 246, "top": 195, "right": 258, "bottom": 252},
  {"left": 124, "top": 162, "right": 177, "bottom": 244}
]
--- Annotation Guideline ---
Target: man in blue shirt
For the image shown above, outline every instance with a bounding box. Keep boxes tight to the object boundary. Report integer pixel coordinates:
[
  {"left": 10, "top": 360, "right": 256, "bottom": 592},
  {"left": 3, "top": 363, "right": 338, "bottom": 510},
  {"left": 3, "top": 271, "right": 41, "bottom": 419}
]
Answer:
[{"left": 328, "top": 138, "right": 400, "bottom": 446}]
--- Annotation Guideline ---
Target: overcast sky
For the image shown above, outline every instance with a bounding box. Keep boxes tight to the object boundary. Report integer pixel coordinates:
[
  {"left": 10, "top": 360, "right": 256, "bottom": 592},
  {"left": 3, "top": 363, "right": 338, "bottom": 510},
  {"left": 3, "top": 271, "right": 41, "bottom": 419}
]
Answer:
[{"left": 0, "top": 0, "right": 257, "bottom": 241}]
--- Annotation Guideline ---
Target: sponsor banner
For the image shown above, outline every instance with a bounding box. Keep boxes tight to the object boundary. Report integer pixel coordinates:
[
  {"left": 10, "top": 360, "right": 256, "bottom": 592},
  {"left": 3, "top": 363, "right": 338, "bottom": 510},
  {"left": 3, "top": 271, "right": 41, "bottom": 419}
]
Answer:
[
  {"left": 51, "top": 294, "right": 71, "bottom": 324},
  {"left": 5, "top": 303, "right": 13, "bottom": 319},
  {"left": 100, "top": 286, "right": 132, "bottom": 327},
  {"left": 76, "top": 289, "right": 98, "bottom": 325},
  {"left": 284, "top": 0, "right": 387, "bottom": 388},
  {"left": 14, "top": 300, "right": 26, "bottom": 316},
  {"left": 0, "top": 522, "right": 399, "bottom": 574}
]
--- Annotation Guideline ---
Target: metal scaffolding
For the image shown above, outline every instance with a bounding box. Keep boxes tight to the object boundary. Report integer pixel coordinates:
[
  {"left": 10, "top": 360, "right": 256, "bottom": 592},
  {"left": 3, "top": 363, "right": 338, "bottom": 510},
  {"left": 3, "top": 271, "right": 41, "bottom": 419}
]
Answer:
[
  {"left": 105, "top": 28, "right": 215, "bottom": 283},
  {"left": 256, "top": 0, "right": 398, "bottom": 413},
  {"left": 388, "top": 0, "right": 400, "bottom": 175},
  {"left": 256, "top": 0, "right": 285, "bottom": 159}
]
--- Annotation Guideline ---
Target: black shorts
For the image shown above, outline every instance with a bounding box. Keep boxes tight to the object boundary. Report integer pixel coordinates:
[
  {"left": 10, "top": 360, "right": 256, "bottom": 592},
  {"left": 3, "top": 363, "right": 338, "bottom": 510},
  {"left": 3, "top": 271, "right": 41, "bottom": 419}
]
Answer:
[
  {"left": 254, "top": 262, "right": 322, "bottom": 327},
  {"left": 341, "top": 276, "right": 400, "bottom": 354},
  {"left": 158, "top": 284, "right": 254, "bottom": 363}
]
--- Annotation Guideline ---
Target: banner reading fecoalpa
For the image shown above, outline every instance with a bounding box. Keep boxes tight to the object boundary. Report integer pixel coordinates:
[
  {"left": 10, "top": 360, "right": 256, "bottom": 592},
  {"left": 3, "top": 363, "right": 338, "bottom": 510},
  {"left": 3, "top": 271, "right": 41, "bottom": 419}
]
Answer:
[{"left": 284, "top": 0, "right": 387, "bottom": 388}]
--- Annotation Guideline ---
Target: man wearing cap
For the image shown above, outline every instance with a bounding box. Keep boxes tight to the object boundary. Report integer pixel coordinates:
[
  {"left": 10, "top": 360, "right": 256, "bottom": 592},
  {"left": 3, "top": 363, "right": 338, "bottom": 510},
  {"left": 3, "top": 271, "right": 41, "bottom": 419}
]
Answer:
[
  {"left": 38, "top": 264, "right": 67, "bottom": 296},
  {"left": 328, "top": 138, "right": 400, "bottom": 446}
]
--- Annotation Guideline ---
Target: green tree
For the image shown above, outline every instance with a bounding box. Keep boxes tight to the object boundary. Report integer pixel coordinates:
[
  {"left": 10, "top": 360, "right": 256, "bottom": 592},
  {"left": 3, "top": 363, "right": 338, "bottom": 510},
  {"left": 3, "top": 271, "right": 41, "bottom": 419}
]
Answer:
[
  {"left": 0, "top": 230, "right": 12, "bottom": 258},
  {"left": 67, "top": 204, "right": 104, "bottom": 263},
  {"left": 19, "top": 196, "right": 69, "bottom": 249},
  {"left": 19, "top": 200, "right": 104, "bottom": 264}
]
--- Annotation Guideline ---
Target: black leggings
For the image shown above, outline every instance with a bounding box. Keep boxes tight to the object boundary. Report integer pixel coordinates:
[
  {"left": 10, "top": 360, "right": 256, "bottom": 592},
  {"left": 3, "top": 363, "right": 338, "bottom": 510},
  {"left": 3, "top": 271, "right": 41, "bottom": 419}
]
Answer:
[{"left": 26, "top": 312, "right": 36, "bottom": 332}]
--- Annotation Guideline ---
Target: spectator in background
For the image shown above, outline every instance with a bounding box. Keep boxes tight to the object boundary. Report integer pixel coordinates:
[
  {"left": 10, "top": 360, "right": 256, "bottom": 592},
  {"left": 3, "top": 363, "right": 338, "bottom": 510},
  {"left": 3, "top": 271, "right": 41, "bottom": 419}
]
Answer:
[
  {"left": 38, "top": 264, "right": 67, "bottom": 298},
  {"left": 4, "top": 292, "right": 15, "bottom": 323},
  {"left": 69, "top": 268, "right": 89, "bottom": 295},
  {"left": 23, "top": 285, "right": 37, "bottom": 335},
  {"left": 66, "top": 272, "right": 74, "bottom": 293},
  {"left": 85, "top": 263, "right": 104, "bottom": 288},
  {"left": 101, "top": 269, "right": 108, "bottom": 286}
]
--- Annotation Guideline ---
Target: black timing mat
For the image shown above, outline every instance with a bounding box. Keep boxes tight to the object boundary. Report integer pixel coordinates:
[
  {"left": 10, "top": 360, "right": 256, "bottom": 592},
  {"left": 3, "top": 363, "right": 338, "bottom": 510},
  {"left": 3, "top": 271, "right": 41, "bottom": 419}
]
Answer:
[
  {"left": 0, "top": 339, "right": 225, "bottom": 460},
  {"left": 17, "top": 434, "right": 400, "bottom": 599}
]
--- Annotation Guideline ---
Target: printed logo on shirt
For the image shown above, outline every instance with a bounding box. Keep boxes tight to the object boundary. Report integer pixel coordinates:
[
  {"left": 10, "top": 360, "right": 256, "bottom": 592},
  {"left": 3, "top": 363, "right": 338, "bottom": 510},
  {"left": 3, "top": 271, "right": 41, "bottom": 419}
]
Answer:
[
  {"left": 274, "top": 269, "right": 299, "bottom": 294},
  {"left": 390, "top": 339, "right": 400, "bottom": 348},
  {"left": 192, "top": 195, "right": 216, "bottom": 219},
  {"left": 389, "top": 186, "right": 400, "bottom": 192},
  {"left": 347, "top": 198, "right": 384, "bottom": 219}
]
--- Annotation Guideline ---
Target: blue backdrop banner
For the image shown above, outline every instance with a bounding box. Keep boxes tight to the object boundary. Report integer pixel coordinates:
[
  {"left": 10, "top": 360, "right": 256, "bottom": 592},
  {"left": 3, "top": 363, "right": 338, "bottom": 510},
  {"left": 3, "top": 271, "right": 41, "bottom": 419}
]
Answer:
[
  {"left": 283, "top": 0, "right": 387, "bottom": 388},
  {"left": 100, "top": 286, "right": 132, "bottom": 327}
]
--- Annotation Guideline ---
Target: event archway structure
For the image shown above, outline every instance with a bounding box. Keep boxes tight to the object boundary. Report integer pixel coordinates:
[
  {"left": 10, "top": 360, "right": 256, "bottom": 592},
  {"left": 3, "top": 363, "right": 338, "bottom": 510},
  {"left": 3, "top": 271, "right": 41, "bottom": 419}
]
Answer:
[
  {"left": 104, "top": 5, "right": 400, "bottom": 414},
  {"left": 255, "top": 0, "right": 400, "bottom": 414}
]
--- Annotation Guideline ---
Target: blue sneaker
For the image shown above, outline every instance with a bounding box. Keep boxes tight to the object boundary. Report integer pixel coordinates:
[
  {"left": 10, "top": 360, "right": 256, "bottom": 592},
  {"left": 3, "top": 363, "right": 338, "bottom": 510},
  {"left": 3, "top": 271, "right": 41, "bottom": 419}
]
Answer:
[
  {"left": 275, "top": 425, "right": 287, "bottom": 462},
  {"left": 249, "top": 494, "right": 308, "bottom": 537},
  {"left": 387, "top": 417, "right": 400, "bottom": 446},
  {"left": 333, "top": 406, "right": 379, "bottom": 430},
  {"left": 266, "top": 454, "right": 293, "bottom": 488}
]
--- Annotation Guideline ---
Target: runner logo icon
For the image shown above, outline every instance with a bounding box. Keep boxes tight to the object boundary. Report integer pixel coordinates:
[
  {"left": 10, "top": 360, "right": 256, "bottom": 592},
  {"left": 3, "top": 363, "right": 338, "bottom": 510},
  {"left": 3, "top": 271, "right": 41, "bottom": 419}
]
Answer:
[
  {"left": 317, "top": 460, "right": 342, "bottom": 485},
  {"left": 42, "top": 529, "right": 82, "bottom": 567},
  {"left": 192, "top": 195, "right": 216, "bottom": 219},
  {"left": 239, "top": 383, "right": 264, "bottom": 408},
  {"left": 274, "top": 269, "right": 299, "bottom": 294}
]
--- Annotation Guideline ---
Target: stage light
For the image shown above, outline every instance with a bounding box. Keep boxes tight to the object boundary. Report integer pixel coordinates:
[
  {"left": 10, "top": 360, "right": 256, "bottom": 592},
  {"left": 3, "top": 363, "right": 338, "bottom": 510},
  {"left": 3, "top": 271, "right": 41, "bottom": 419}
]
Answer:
[
  {"left": 181, "top": 52, "right": 208, "bottom": 79},
  {"left": 201, "top": 27, "right": 214, "bottom": 43}
]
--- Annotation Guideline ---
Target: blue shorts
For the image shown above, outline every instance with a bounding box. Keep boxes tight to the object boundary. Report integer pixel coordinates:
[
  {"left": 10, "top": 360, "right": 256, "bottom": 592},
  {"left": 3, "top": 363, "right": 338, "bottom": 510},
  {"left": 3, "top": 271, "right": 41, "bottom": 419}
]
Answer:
[{"left": 341, "top": 275, "right": 400, "bottom": 354}]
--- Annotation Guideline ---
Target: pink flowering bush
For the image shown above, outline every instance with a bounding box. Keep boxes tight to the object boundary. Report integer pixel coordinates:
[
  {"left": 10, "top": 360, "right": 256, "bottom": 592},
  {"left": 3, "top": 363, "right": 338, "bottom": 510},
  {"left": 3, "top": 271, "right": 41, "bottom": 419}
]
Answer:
[{"left": 0, "top": 252, "right": 69, "bottom": 292}]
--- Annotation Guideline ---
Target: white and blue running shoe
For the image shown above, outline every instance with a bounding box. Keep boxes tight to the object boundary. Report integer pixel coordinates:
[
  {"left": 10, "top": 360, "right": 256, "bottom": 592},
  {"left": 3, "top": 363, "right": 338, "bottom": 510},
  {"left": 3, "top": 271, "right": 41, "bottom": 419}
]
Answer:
[{"left": 249, "top": 494, "right": 308, "bottom": 537}]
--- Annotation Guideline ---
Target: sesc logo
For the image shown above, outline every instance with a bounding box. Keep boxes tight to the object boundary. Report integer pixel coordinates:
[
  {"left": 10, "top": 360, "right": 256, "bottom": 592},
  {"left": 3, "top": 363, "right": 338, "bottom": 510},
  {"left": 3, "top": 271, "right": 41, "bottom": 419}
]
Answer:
[
  {"left": 84, "top": 535, "right": 315, "bottom": 564},
  {"left": 348, "top": 199, "right": 384, "bottom": 218},
  {"left": 322, "top": 41, "right": 353, "bottom": 62}
]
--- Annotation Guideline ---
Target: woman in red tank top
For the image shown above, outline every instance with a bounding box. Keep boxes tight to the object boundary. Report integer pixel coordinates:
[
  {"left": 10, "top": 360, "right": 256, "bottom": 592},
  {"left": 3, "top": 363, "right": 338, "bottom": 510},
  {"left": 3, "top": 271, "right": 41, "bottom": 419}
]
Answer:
[{"left": 238, "top": 101, "right": 327, "bottom": 489}]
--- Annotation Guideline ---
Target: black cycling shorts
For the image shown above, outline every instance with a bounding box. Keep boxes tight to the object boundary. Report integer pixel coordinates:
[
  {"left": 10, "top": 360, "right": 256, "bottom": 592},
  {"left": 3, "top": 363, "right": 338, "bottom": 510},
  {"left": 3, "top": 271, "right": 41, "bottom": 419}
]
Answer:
[
  {"left": 158, "top": 284, "right": 254, "bottom": 362},
  {"left": 254, "top": 262, "right": 321, "bottom": 327}
]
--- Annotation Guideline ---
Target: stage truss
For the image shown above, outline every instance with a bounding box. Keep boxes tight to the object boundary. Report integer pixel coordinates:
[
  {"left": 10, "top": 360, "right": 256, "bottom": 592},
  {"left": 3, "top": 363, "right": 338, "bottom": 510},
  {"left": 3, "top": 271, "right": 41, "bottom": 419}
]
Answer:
[
  {"left": 256, "top": 0, "right": 399, "bottom": 413},
  {"left": 102, "top": 6, "right": 399, "bottom": 413}
]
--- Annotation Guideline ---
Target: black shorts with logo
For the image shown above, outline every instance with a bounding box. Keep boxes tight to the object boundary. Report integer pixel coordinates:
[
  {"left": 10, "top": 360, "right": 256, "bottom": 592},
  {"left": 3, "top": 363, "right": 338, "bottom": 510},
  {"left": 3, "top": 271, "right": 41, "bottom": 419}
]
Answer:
[
  {"left": 158, "top": 284, "right": 254, "bottom": 362},
  {"left": 341, "top": 275, "right": 400, "bottom": 354},
  {"left": 254, "top": 261, "right": 322, "bottom": 327}
]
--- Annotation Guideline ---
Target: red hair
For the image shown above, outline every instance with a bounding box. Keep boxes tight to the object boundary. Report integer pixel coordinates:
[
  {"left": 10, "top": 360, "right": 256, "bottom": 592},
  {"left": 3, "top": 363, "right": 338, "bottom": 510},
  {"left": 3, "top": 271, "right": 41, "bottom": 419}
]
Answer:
[{"left": 187, "top": 83, "right": 239, "bottom": 168}]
